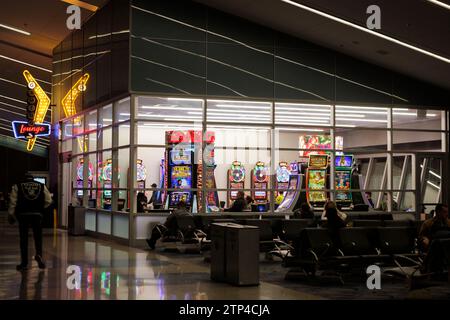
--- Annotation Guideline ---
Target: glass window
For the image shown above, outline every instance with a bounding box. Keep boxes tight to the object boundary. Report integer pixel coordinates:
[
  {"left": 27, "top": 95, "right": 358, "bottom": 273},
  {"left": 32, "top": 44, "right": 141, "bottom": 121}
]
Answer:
[
  {"left": 137, "top": 122, "right": 201, "bottom": 145},
  {"left": 86, "top": 110, "right": 98, "bottom": 132},
  {"left": 336, "top": 105, "right": 387, "bottom": 128},
  {"left": 118, "top": 122, "right": 131, "bottom": 147},
  {"left": 118, "top": 148, "right": 130, "bottom": 189},
  {"left": 275, "top": 102, "right": 331, "bottom": 127},
  {"left": 393, "top": 130, "right": 442, "bottom": 152},
  {"left": 102, "top": 127, "right": 113, "bottom": 149},
  {"left": 136, "top": 96, "right": 203, "bottom": 122},
  {"left": 208, "top": 99, "right": 271, "bottom": 124},
  {"left": 98, "top": 151, "right": 113, "bottom": 210},
  {"left": 337, "top": 127, "right": 387, "bottom": 153},
  {"left": 393, "top": 108, "right": 443, "bottom": 130},
  {"left": 62, "top": 120, "right": 73, "bottom": 140},
  {"left": 99, "top": 104, "right": 113, "bottom": 128},
  {"left": 115, "top": 97, "right": 130, "bottom": 123},
  {"left": 88, "top": 132, "right": 98, "bottom": 152}
]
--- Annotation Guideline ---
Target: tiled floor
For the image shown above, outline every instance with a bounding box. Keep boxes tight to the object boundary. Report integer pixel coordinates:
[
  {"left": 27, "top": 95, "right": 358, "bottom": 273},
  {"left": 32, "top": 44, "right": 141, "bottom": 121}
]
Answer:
[{"left": 1, "top": 213, "right": 449, "bottom": 300}]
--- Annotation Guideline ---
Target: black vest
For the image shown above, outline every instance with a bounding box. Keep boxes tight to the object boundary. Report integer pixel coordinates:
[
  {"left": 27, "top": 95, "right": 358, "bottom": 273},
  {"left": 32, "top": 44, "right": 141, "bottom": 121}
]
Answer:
[{"left": 16, "top": 181, "right": 45, "bottom": 214}]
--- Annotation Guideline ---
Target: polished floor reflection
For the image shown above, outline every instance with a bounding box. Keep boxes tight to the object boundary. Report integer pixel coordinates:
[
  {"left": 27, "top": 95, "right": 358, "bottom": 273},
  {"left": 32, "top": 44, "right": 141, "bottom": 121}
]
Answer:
[
  {"left": 1, "top": 213, "right": 449, "bottom": 300},
  {"left": 0, "top": 213, "right": 318, "bottom": 300}
]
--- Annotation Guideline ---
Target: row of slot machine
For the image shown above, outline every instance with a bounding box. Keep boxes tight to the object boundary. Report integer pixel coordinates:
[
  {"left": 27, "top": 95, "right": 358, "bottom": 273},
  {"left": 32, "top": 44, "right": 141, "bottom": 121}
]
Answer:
[
  {"left": 75, "top": 158, "right": 148, "bottom": 209},
  {"left": 226, "top": 160, "right": 297, "bottom": 207}
]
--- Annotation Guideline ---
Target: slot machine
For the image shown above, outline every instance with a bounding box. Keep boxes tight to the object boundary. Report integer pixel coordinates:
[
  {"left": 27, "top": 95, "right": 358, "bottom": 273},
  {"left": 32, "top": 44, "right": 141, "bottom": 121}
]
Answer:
[
  {"left": 76, "top": 158, "right": 93, "bottom": 201},
  {"left": 306, "top": 154, "right": 329, "bottom": 209},
  {"left": 99, "top": 159, "right": 113, "bottom": 209},
  {"left": 227, "top": 161, "right": 245, "bottom": 207},
  {"left": 276, "top": 161, "right": 291, "bottom": 195},
  {"left": 165, "top": 130, "right": 218, "bottom": 212},
  {"left": 335, "top": 155, "right": 353, "bottom": 209},
  {"left": 251, "top": 161, "right": 269, "bottom": 204},
  {"left": 165, "top": 131, "right": 194, "bottom": 209},
  {"left": 136, "top": 159, "right": 146, "bottom": 189},
  {"left": 155, "top": 158, "right": 165, "bottom": 206}
]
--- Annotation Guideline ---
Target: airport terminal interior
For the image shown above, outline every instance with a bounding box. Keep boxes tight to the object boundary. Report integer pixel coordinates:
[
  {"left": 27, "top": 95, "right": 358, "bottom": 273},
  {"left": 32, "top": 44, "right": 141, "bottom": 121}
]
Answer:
[{"left": 0, "top": 0, "right": 450, "bottom": 301}]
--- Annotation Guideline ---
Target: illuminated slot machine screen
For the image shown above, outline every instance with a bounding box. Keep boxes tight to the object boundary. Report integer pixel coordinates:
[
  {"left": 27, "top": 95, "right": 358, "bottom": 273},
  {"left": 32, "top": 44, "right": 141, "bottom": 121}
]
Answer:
[
  {"left": 169, "top": 192, "right": 191, "bottom": 207},
  {"left": 276, "top": 162, "right": 290, "bottom": 191},
  {"left": 335, "top": 171, "right": 352, "bottom": 201},
  {"left": 254, "top": 190, "right": 267, "bottom": 200},
  {"left": 335, "top": 155, "right": 353, "bottom": 168},
  {"left": 308, "top": 169, "right": 327, "bottom": 202},
  {"left": 171, "top": 165, "right": 192, "bottom": 189},
  {"left": 170, "top": 149, "right": 191, "bottom": 165},
  {"left": 136, "top": 159, "right": 147, "bottom": 189}
]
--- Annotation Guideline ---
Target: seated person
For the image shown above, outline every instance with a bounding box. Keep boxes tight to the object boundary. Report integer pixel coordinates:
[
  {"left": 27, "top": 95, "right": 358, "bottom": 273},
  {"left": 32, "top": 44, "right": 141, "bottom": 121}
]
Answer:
[
  {"left": 147, "top": 183, "right": 158, "bottom": 209},
  {"left": 146, "top": 200, "right": 191, "bottom": 249},
  {"left": 224, "top": 191, "right": 246, "bottom": 212},
  {"left": 419, "top": 204, "right": 450, "bottom": 252},
  {"left": 294, "top": 202, "right": 314, "bottom": 219},
  {"left": 137, "top": 192, "right": 148, "bottom": 213},
  {"left": 365, "top": 192, "right": 375, "bottom": 208},
  {"left": 245, "top": 195, "right": 254, "bottom": 210},
  {"left": 275, "top": 193, "right": 284, "bottom": 209},
  {"left": 322, "top": 206, "right": 347, "bottom": 250},
  {"left": 321, "top": 200, "right": 347, "bottom": 222}
]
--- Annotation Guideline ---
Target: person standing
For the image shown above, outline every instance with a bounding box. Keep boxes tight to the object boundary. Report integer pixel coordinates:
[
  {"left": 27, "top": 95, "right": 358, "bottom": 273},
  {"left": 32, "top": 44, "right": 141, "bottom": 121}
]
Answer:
[{"left": 8, "top": 174, "right": 52, "bottom": 271}]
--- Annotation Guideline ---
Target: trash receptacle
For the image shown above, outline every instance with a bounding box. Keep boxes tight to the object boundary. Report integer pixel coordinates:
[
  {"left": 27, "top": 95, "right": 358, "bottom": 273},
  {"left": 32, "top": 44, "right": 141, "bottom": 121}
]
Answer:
[
  {"left": 210, "top": 222, "right": 259, "bottom": 286},
  {"left": 68, "top": 205, "right": 85, "bottom": 236}
]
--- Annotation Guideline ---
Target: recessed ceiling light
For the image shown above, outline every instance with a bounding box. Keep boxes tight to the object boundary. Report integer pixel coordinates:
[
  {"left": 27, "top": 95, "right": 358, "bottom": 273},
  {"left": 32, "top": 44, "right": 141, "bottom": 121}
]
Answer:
[
  {"left": 0, "top": 23, "right": 31, "bottom": 36},
  {"left": 281, "top": 0, "right": 450, "bottom": 64}
]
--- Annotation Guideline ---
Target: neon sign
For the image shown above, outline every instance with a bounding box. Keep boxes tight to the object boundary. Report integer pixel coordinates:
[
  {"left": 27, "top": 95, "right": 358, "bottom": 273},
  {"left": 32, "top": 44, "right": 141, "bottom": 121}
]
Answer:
[
  {"left": 18, "top": 70, "right": 51, "bottom": 151},
  {"left": 12, "top": 121, "right": 51, "bottom": 139},
  {"left": 61, "top": 73, "right": 90, "bottom": 152}
]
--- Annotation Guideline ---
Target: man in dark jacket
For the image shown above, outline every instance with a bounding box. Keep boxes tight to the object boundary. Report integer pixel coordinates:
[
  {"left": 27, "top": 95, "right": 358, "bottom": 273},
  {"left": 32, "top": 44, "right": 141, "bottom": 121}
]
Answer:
[
  {"left": 146, "top": 200, "right": 191, "bottom": 249},
  {"left": 8, "top": 174, "right": 52, "bottom": 271},
  {"left": 224, "top": 191, "right": 247, "bottom": 212}
]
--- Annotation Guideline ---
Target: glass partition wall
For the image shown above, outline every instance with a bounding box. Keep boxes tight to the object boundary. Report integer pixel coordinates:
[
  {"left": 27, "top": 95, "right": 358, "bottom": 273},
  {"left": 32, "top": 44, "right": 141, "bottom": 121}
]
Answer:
[{"left": 60, "top": 95, "right": 448, "bottom": 240}]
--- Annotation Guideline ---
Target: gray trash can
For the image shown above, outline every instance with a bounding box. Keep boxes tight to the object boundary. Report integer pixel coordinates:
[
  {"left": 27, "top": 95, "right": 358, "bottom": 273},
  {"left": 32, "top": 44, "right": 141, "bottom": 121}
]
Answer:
[
  {"left": 210, "top": 222, "right": 259, "bottom": 286},
  {"left": 68, "top": 205, "right": 85, "bottom": 236}
]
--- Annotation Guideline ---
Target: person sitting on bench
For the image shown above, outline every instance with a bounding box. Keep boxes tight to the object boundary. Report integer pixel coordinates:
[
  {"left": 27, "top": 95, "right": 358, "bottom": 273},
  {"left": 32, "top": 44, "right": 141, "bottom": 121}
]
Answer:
[
  {"left": 224, "top": 191, "right": 247, "bottom": 212},
  {"left": 419, "top": 204, "right": 450, "bottom": 252},
  {"left": 294, "top": 202, "right": 314, "bottom": 219},
  {"left": 146, "top": 200, "right": 191, "bottom": 249},
  {"left": 322, "top": 204, "right": 347, "bottom": 251}
]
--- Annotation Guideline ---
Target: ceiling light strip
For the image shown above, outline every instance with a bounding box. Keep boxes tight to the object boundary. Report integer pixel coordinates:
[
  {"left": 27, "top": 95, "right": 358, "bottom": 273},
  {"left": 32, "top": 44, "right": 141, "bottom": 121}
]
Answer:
[
  {"left": 0, "top": 23, "right": 30, "bottom": 36},
  {"left": 427, "top": 0, "right": 450, "bottom": 10},
  {"left": 0, "top": 94, "right": 27, "bottom": 104},
  {"left": 281, "top": 0, "right": 450, "bottom": 64},
  {"left": 0, "top": 55, "right": 52, "bottom": 73}
]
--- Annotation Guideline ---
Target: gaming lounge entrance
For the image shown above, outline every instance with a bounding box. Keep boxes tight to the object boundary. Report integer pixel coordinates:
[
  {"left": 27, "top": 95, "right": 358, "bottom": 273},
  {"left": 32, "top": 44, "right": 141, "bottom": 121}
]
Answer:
[{"left": 59, "top": 95, "right": 449, "bottom": 246}]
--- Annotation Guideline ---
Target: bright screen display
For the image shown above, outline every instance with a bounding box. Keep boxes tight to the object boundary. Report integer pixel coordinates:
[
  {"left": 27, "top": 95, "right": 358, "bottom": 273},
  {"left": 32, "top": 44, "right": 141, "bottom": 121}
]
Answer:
[
  {"left": 308, "top": 169, "right": 326, "bottom": 189},
  {"left": 34, "top": 177, "right": 46, "bottom": 184},
  {"left": 171, "top": 166, "right": 192, "bottom": 189},
  {"left": 335, "top": 171, "right": 351, "bottom": 190},
  {"left": 170, "top": 149, "right": 191, "bottom": 165},
  {"left": 335, "top": 155, "right": 353, "bottom": 168}
]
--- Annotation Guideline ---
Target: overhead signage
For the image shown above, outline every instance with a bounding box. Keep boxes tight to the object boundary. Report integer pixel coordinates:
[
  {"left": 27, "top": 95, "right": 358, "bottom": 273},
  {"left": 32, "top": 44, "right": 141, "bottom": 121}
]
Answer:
[{"left": 12, "top": 121, "right": 51, "bottom": 139}]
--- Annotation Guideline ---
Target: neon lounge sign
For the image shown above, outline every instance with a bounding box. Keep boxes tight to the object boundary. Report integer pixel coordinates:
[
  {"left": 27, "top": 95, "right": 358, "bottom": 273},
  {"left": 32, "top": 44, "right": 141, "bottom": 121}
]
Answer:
[
  {"left": 12, "top": 121, "right": 51, "bottom": 139},
  {"left": 11, "top": 70, "right": 51, "bottom": 151}
]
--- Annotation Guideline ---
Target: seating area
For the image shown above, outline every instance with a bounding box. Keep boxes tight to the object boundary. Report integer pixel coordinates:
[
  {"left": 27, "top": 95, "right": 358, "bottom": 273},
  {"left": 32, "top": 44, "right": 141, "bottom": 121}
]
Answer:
[{"left": 151, "top": 213, "right": 449, "bottom": 287}]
